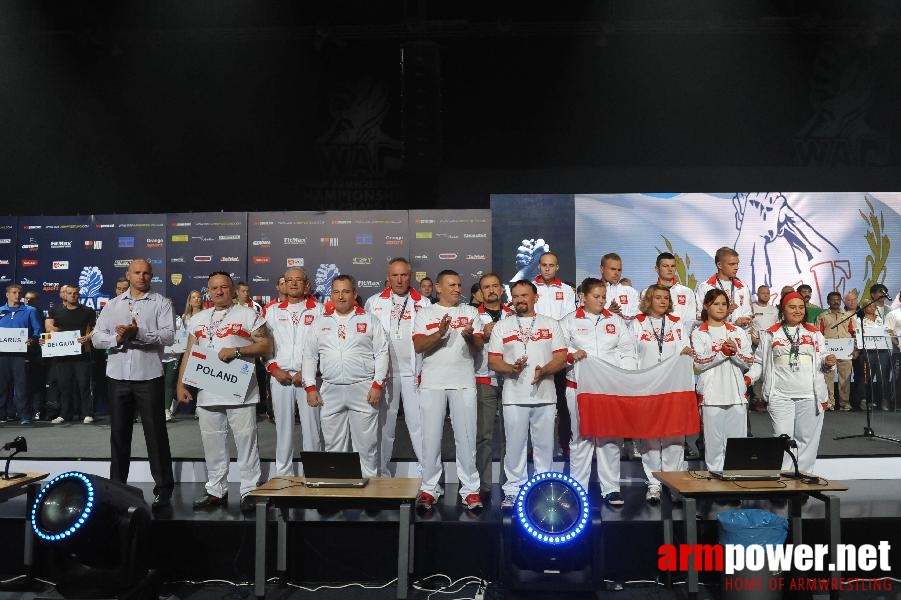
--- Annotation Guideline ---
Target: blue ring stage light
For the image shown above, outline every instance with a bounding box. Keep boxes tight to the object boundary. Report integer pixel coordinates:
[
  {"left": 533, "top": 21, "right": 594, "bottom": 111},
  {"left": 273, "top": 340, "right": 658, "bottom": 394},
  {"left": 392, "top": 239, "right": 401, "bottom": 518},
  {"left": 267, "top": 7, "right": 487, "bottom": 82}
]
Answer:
[
  {"left": 31, "top": 471, "right": 96, "bottom": 542},
  {"left": 514, "top": 471, "right": 590, "bottom": 545}
]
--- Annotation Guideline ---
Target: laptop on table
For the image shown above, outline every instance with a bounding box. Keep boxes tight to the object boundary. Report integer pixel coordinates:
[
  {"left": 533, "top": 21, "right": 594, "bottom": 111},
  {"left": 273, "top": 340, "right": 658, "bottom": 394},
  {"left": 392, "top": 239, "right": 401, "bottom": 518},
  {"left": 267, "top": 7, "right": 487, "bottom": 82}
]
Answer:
[
  {"left": 709, "top": 437, "right": 784, "bottom": 481},
  {"left": 300, "top": 451, "right": 370, "bottom": 488}
]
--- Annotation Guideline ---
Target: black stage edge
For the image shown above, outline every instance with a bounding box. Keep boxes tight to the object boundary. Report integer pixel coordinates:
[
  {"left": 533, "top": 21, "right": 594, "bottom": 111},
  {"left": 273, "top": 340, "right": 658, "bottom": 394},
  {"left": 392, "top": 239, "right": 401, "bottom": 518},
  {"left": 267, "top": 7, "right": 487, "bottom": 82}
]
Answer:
[{"left": 2, "top": 481, "right": 901, "bottom": 594}]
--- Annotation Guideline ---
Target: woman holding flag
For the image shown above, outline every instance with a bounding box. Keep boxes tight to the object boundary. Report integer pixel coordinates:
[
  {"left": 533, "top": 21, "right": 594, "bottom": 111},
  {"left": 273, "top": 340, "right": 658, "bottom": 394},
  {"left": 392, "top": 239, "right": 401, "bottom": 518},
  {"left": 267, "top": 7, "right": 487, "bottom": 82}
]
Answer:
[
  {"left": 559, "top": 278, "right": 637, "bottom": 506},
  {"left": 691, "top": 288, "right": 755, "bottom": 472},
  {"left": 632, "top": 284, "right": 694, "bottom": 503},
  {"left": 746, "top": 292, "right": 836, "bottom": 473}
]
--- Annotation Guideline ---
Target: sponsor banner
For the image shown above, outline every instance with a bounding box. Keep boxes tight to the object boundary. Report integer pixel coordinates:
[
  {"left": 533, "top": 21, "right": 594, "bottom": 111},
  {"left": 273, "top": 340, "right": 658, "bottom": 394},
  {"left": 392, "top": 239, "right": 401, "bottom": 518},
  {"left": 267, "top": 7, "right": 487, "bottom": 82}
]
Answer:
[
  {"left": 167, "top": 212, "right": 247, "bottom": 306},
  {"left": 0, "top": 217, "right": 15, "bottom": 286},
  {"left": 248, "top": 211, "right": 408, "bottom": 302},
  {"left": 409, "top": 209, "right": 491, "bottom": 300},
  {"left": 574, "top": 193, "right": 901, "bottom": 306},
  {"left": 490, "top": 195, "right": 576, "bottom": 300},
  {"left": 93, "top": 214, "right": 167, "bottom": 306}
]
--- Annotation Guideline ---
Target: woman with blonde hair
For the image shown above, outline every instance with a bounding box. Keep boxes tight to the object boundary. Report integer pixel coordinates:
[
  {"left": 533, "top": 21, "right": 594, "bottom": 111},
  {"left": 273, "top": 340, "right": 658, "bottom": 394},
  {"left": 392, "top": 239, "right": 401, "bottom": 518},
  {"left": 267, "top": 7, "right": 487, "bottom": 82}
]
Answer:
[{"left": 164, "top": 291, "right": 204, "bottom": 420}]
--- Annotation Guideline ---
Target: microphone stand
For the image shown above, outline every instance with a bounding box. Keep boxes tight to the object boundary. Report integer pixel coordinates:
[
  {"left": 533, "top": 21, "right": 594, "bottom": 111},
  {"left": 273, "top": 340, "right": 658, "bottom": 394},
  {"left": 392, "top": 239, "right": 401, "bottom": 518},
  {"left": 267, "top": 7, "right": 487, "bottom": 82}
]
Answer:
[
  {"left": 834, "top": 295, "right": 901, "bottom": 444},
  {"left": 2, "top": 447, "right": 25, "bottom": 480}
]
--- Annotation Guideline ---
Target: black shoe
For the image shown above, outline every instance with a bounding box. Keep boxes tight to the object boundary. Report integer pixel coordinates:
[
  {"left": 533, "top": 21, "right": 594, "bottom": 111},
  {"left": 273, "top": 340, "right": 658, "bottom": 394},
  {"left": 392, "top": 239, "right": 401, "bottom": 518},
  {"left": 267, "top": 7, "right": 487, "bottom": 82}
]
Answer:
[
  {"left": 240, "top": 495, "right": 257, "bottom": 512},
  {"left": 152, "top": 494, "right": 171, "bottom": 509},
  {"left": 194, "top": 493, "right": 227, "bottom": 509}
]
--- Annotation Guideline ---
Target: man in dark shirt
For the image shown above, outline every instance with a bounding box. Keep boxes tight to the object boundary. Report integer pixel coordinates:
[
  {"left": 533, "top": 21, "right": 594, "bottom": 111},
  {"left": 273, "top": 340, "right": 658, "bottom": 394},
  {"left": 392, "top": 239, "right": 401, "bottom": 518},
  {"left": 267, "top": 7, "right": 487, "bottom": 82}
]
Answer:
[{"left": 45, "top": 284, "right": 96, "bottom": 424}]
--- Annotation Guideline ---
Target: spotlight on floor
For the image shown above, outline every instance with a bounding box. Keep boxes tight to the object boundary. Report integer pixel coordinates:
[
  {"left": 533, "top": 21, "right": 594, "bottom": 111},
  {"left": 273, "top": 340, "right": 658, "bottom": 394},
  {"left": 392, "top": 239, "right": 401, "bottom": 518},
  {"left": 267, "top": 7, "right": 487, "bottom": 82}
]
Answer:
[
  {"left": 502, "top": 472, "right": 603, "bottom": 592},
  {"left": 31, "top": 472, "right": 157, "bottom": 599}
]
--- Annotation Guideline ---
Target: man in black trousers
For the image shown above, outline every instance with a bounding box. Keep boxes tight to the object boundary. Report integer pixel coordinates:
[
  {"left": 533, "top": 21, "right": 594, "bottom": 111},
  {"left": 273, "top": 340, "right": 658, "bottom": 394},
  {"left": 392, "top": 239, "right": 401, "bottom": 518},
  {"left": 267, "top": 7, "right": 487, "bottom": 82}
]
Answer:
[{"left": 92, "top": 259, "right": 175, "bottom": 509}]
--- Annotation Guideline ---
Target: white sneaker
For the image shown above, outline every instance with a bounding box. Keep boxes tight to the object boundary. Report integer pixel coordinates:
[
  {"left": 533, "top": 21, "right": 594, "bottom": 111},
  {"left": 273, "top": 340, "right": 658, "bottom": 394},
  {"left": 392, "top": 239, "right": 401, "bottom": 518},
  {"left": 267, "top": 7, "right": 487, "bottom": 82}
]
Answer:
[
  {"left": 165, "top": 409, "right": 174, "bottom": 422},
  {"left": 501, "top": 494, "right": 516, "bottom": 508},
  {"left": 51, "top": 417, "right": 65, "bottom": 424},
  {"left": 83, "top": 416, "right": 94, "bottom": 424},
  {"left": 646, "top": 484, "right": 662, "bottom": 504}
]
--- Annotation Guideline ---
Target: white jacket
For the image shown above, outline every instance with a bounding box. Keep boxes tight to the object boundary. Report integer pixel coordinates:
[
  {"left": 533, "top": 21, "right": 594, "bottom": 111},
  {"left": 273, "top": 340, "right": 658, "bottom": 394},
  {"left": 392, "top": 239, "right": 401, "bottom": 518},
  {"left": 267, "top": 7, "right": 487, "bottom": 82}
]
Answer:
[
  {"left": 632, "top": 312, "right": 687, "bottom": 369},
  {"left": 301, "top": 305, "right": 389, "bottom": 390},
  {"left": 605, "top": 281, "right": 640, "bottom": 319},
  {"left": 533, "top": 276, "right": 577, "bottom": 320},
  {"left": 364, "top": 287, "right": 431, "bottom": 377},
  {"left": 691, "top": 321, "right": 753, "bottom": 406},
  {"left": 264, "top": 297, "right": 323, "bottom": 374},
  {"left": 694, "top": 274, "right": 752, "bottom": 323},
  {"left": 746, "top": 322, "right": 831, "bottom": 412},
  {"left": 475, "top": 302, "right": 514, "bottom": 386},
  {"left": 559, "top": 307, "right": 638, "bottom": 385}
]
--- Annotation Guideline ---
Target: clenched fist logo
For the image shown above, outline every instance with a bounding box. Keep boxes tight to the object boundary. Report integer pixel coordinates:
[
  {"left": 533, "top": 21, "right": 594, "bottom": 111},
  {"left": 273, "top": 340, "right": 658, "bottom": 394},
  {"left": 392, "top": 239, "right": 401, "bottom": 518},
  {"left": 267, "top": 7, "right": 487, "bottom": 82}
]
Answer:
[
  {"left": 512, "top": 238, "right": 550, "bottom": 282},
  {"left": 315, "top": 263, "right": 340, "bottom": 300}
]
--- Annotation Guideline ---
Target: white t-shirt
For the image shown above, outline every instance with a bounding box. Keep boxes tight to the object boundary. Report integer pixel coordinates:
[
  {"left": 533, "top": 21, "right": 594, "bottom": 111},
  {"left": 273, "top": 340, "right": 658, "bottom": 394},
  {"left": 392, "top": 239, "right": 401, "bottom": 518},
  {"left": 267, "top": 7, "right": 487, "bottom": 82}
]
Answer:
[
  {"left": 413, "top": 303, "right": 483, "bottom": 390},
  {"left": 769, "top": 324, "right": 816, "bottom": 400},
  {"left": 487, "top": 313, "right": 567, "bottom": 405},
  {"left": 189, "top": 304, "right": 265, "bottom": 407},
  {"left": 750, "top": 303, "right": 780, "bottom": 337}
]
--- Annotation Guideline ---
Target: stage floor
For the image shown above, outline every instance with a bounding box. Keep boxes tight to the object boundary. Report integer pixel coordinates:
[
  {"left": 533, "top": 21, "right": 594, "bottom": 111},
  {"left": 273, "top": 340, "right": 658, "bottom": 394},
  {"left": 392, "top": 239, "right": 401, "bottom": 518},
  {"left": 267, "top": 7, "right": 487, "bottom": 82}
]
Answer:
[{"left": 1, "top": 408, "right": 901, "bottom": 461}]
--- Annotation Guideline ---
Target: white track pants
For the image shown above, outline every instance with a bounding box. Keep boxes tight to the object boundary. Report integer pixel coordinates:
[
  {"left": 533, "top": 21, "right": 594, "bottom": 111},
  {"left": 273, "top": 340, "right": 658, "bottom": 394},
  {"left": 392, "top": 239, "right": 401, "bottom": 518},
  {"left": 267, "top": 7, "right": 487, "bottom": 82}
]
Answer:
[
  {"left": 320, "top": 380, "right": 379, "bottom": 478},
  {"left": 418, "top": 388, "right": 479, "bottom": 499},
  {"left": 701, "top": 404, "right": 748, "bottom": 472},
  {"left": 768, "top": 396, "right": 824, "bottom": 473},
  {"left": 271, "top": 377, "right": 322, "bottom": 476},
  {"left": 640, "top": 436, "right": 685, "bottom": 486},
  {"left": 197, "top": 404, "right": 262, "bottom": 499},
  {"left": 380, "top": 374, "right": 421, "bottom": 476},
  {"left": 501, "top": 403, "right": 555, "bottom": 497},
  {"left": 567, "top": 387, "right": 622, "bottom": 495}
]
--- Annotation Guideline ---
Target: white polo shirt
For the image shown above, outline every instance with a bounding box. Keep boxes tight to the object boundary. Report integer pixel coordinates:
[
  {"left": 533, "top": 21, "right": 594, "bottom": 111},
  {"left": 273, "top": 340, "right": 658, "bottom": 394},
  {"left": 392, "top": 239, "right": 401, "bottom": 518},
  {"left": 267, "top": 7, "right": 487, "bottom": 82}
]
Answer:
[
  {"left": 412, "top": 303, "right": 483, "bottom": 390},
  {"left": 487, "top": 313, "right": 566, "bottom": 405}
]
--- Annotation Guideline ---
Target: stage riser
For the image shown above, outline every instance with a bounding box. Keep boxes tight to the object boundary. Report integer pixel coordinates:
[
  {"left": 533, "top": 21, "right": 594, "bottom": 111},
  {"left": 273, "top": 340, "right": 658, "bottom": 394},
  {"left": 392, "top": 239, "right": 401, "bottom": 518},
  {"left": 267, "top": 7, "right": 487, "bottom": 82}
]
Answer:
[{"left": 2, "top": 517, "right": 898, "bottom": 585}]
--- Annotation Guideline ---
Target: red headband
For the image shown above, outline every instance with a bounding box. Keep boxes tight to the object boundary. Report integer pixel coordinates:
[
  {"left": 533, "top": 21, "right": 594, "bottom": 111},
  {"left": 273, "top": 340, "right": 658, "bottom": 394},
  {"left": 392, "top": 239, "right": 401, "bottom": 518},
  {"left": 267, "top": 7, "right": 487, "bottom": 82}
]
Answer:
[{"left": 780, "top": 291, "right": 804, "bottom": 308}]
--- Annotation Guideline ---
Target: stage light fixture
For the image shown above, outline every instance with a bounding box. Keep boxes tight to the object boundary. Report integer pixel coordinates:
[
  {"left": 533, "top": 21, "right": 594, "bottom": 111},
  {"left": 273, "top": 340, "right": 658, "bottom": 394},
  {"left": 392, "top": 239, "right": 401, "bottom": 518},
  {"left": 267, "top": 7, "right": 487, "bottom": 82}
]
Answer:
[
  {"left": 31, "top": 472, "right": 157, "bottom": 599},
  {"left": 502, "top": 471, "right": 603, "bottom": 592}
]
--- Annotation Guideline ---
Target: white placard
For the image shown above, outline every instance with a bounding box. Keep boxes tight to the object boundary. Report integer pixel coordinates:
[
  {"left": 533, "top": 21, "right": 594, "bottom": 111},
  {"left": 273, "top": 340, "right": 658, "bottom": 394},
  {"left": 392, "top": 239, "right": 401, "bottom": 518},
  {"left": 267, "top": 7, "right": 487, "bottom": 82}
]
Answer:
[
  {"left": 0, "top": 328, "right": 27, "bottom": 353},
  {"left": 855, "top": 326, "right": 892, "bottom": 351},
  {"left": 40, "top": 330, "right": 83, "bottom": 358},
  {"left": 824, "top": 338, "right": 855, "bottom": 360},
  {"left": 181, "top": 349, "right": 254, "bottom": 401}
]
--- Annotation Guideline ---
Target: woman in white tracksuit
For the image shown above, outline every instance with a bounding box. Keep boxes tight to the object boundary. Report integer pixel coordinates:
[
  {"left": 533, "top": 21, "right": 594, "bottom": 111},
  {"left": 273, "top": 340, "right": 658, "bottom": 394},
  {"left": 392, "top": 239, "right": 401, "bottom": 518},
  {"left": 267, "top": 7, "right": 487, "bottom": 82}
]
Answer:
[
  {"left": 746, "top": 292, "right": 836, "bottom": 473},
  {"left": 691, "top": 288, "right": 754, "bottom": 472},
  {"left": 632, "top": 284, "right": 694, "bottom": 503},
  {"left": 559, "top": 277, "right": 637, "bottom": 506}
]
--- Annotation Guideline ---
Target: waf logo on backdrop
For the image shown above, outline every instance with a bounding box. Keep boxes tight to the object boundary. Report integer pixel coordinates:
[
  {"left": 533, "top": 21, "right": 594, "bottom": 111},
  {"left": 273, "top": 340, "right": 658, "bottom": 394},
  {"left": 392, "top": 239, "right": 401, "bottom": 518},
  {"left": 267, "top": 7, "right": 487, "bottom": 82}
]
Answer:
[{"left": 79, "top": 266, "right": 110, "bottom": 310}]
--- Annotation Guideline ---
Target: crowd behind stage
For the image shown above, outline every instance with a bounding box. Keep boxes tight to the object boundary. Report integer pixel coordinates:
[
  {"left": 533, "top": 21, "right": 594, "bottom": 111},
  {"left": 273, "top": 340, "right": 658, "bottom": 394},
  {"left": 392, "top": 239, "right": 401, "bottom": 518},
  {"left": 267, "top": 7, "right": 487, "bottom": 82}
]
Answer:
[{"left": 0, "top": 249, "right": 899, "bottom": 513}]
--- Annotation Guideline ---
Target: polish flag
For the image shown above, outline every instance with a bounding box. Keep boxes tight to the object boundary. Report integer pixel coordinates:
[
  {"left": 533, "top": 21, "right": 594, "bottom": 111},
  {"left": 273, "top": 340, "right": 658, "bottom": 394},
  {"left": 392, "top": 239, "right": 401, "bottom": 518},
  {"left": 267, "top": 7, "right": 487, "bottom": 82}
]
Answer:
[{"left": 575, "top": 354, "right": 700, "bottom": 438}]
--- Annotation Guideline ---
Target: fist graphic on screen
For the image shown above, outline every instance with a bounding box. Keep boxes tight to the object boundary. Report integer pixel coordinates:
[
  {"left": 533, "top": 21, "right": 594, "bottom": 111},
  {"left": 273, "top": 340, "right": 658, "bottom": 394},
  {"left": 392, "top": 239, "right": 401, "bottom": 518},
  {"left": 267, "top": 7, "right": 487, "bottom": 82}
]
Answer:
[
  {"left": 314, "top": 263, "right": 340, "bottom": 300},
  {"left": 512, "top": 238, "right": 549, "bottom": 282}
]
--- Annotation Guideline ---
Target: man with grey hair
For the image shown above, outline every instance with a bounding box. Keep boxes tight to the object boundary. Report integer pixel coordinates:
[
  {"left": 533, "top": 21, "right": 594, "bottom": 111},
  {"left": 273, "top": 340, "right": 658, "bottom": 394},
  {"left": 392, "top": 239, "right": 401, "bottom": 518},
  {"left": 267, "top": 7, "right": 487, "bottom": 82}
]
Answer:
[{"left": 264, "top": 267, "right": 324, "bottom": 476}]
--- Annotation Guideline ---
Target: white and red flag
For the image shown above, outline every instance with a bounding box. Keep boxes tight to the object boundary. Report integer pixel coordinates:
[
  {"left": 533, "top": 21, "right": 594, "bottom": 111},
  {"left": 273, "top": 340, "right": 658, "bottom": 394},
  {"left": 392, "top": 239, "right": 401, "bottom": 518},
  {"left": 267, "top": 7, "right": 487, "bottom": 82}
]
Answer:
[{"left": 575, "top": 354, "right": 700, "bottom": 438}]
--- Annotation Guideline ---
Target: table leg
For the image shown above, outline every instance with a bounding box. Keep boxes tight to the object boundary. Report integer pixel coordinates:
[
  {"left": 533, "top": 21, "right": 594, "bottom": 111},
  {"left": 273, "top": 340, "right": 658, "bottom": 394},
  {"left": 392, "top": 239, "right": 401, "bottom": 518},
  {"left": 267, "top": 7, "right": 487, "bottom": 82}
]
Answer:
[
  {"left": 661, "top": 490, "right": 674, "bottom": 589},
  {"left": 790, "top": 495, "right": 803, "bottom": 545},
  {"left": 254, "top": 500, "right": 266, "bottom": 599},
  {"left": 821, "top": 494, "right": 841, "bottom": 600},
  {"left": 277, "top": 507, "right": 288, "bottom": 576},
  {"left": 23, "top": 482, "right": 38, "bottom": 577},
  {"left": 683, "top": 497, "right": 698, "bottom": 600},
  {"left": 397, "top": 502, "right": 411, "bottom": 599}
]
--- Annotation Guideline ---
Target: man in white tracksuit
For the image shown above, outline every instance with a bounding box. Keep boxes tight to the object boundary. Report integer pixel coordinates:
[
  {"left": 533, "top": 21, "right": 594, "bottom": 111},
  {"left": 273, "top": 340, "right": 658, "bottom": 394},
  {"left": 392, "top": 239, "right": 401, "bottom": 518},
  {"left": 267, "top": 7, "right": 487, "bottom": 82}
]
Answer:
[
  {"left": 559, "top": 279, "right": 638, "bottom": 505},
  {"left": 694, "top": 247, "right": 753, "bottom": 327},
  {"left": 533, "top": 252, "right": 577, "bottom": 320},
  {"left": 487, "top": 280, "right": 567, "bottom": 507},
  {"left": 176, "top": 272, "right": 271, "bottom": 511},
  {"left": 303, "top": 275, "right": 389, "bottom": 478},
  {"left": 600, "top": 253, "right": 640, "bottom": 320},
  {"left": 412, "top": 269, "right": 485, "bottom": 511},
  {"left": 264, "top": 267, "right": 324, "bottom": 476},
  {"left": 364, "top": 257, "right": 431, "bottom": 476}
]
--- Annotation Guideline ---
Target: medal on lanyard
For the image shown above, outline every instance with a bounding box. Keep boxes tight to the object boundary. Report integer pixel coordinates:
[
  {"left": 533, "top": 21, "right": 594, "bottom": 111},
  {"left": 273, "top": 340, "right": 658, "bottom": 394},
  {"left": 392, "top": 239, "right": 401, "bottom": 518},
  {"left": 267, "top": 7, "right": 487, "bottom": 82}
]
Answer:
[
  {"left": 782, "top": 324, "right": 801, "bottom": 371},
  {"left": 393, "top": 294, "right": 409, "bottom": 341},
  {"left": 516, "top": 315, "right": 536, "bottom": 359},
  {"left": 717, "top": 278, "right": 735, "bottom": 308},
  {"left": 650, "top": 316, "right": 666, "bottom": 362},
  {"left": 208, "top": 307, "right": 231, "bottom": 348}
]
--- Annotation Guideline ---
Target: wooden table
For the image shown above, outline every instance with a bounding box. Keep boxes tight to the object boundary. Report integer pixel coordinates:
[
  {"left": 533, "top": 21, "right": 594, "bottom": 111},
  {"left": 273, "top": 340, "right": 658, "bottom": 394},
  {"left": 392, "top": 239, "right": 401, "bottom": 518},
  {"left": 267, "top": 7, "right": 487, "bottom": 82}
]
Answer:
[
  {"left": 0, "top": 472, "right": 49, "bottom": 578},
  {"left": 654, "top": 471, "right": 848, "bottom": 600},
  {"left": 248, "top": 477, "right": 420, "bottom": 599}
]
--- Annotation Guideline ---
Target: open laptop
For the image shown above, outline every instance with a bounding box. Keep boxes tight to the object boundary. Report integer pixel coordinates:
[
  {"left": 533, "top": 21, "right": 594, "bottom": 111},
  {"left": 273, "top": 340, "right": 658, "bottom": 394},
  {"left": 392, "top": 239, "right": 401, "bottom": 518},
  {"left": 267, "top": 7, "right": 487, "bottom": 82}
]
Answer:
[
  {"left": 709, "top": 437, "right": 784, "bottom": 481},
  {"left": 300, "top": 452, "right": 370, "bottom": 488}
]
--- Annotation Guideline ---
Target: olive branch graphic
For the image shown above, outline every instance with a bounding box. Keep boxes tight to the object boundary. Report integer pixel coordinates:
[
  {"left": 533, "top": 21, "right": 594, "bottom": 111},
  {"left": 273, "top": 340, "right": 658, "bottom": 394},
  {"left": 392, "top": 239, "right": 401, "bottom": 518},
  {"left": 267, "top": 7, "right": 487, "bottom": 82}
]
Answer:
[{"left": 860, "top": 194, "right": 889, "bottom": 299}]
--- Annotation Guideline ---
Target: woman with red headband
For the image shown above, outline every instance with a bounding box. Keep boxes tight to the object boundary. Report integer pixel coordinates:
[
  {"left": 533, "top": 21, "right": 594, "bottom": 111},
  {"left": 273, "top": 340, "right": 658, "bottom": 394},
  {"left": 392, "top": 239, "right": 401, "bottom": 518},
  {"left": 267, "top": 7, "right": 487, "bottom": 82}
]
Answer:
[
  {"left": 691, "top": 288, "right": 755, "bottom": 472},
  {"left": 747, "top": 291, "right": 837, "bottom": 473}
]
